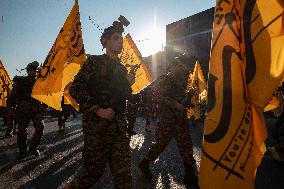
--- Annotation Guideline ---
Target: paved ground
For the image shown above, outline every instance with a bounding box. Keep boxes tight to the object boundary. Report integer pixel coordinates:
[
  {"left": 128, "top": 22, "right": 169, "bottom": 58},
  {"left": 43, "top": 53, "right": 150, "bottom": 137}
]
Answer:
[{"left": 0, "top": 115, "right": 283, "bottom": 189}]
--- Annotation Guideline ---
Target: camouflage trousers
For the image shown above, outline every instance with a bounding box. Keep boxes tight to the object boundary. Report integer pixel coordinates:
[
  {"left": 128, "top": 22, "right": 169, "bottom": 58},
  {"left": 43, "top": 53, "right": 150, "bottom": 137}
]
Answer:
[
  {"left": 126, "top": 103, "right": 137, "bottom": 133},
  {"left": 144, "top": 115, "right": 196, "bottom": 169},
  {"left": 0, "top": 107, "right": 8, "bottom": 127},
  {"left": 68, "top": 115, "right": 132, "bottom": 189},
  {"left": 17, "top": 113, "right": 44, "bottom": 153},
  {"left": 57, "top": 109, "right": 70, "bottom": 127},
  {"left": 5, "top": 109, "right": 17, "bottom": 136}
]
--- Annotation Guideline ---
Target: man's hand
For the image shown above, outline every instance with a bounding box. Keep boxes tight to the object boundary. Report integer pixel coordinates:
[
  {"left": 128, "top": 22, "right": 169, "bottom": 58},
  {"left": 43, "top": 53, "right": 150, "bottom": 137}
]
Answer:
[
  {"left": 96, "top": 108, "right": 115, "bottom": 121},
  {"left": 126, "top": 73, "right": 135, "bottom": 86}
]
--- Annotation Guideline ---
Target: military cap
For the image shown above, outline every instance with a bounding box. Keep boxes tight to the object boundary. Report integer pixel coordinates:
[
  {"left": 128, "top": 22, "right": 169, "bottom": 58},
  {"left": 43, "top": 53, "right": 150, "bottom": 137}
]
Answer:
[
  {"left": 26, "top": 61, "right": 39, "bottom": 71},
  {"left": 100, "top": 15, "right": 130, "bottom": 47}
]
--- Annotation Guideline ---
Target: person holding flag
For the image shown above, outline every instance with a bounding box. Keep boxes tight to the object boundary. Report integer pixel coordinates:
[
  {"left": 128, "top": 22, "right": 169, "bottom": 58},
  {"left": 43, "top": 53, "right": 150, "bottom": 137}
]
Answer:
[{"left": 65, "top": 16, "right": 134, "bottom": 189}]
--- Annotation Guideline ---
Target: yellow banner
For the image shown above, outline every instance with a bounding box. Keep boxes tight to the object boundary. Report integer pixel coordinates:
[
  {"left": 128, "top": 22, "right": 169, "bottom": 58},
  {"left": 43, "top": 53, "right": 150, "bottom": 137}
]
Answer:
[
  {"left": 32, "top": 1, "right": 86, "bottom": 110},
  {"left": 63, "top": 81, "right": 79, "bottom": 111},
  {"left": 199, "top": 1, "right": 284, "bottom": 189},
  {"left": 187, "top": 60, "right": 207, "bottom": 119},
  {"left": 264, "top": 91, "right": 282, "bottom": 111},
  {"left": 119, "top": 34, "right": 153, "bottom": 94},
  {"left": 264, "top": 91, "right": 283, "bottom": 117},
  {"left": 0, "top": 60, "right": 12, "bottom": 107}
]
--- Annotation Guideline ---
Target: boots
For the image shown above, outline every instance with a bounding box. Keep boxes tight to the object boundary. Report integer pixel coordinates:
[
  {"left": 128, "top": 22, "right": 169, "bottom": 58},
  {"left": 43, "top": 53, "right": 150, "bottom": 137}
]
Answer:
[
  {"left": 184, "top": 164, "right": 199, "bottom": 189},
  {"left": 29, "top": 147, "right": 40, "bottom": 156},
  {"left": 139, "top": 158, "right": 153, "bottom": 179},
  {"left": 16, "top": 150, "right": 27, "bottom": 159},
  {"left": 4, "top": 132, "right": 12, "bottom": 138}
]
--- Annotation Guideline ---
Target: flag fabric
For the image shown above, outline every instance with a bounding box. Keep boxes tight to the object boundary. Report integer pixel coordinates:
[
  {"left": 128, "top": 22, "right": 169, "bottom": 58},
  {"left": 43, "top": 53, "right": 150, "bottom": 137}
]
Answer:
[
  {"left": 0, "top": 60, "right": 12, "bottom": 107},
  {"left": 186, "top": 60, "right": 207, "bottom": 119},
  {"left": 199, "top": 1, "right": 284, "bottom": 189},
  {"left": 264, "top": 90, "right": 283, "bottom": 117},
  {"left": 119, "top": 34, "right": 153, "bottom": 94},
  {"left": 264, "top": 95, "right": 281, "bottom": 112},
  {"left": 32, "top": 1, "right": 86, "bottom": 110},
  {"left": 63, "top": 81, "right": 79, "bottom": 111},
  {"left": 264, "top": 91, "right": 282, "bottom": 112}
]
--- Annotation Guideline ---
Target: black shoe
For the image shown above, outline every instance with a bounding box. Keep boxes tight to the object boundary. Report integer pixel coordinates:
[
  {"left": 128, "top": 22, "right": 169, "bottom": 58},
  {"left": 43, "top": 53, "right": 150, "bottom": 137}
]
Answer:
[
  {"left": 4, "top": 133, "right": 12, "bottom": 138},
  {"left": 184, "top": 174, "right": 199, "bottom": 189},
  {"left": 29, "top": 148, "right": 40, "bottom": 156},
  {"left": 58, "top": 124, "right": 63, "bottom": 130},
  {"left": 139, "top": 159, "right": 152, "bottom": 179},
  {"left": 12, "top": 129, "right": 17, "bottom": 135},
  {"left": 184, "top": 166, "right": 199, "bottom": 189},
  {"left": 16, "top": 151, "right": 27, "bottom": 159}
]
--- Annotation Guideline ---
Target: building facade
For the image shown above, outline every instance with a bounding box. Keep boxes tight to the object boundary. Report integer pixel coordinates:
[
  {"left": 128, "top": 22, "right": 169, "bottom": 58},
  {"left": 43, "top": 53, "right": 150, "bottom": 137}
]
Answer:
[{"left": 166, "top": 7, "right": 215, "bottom": 78}]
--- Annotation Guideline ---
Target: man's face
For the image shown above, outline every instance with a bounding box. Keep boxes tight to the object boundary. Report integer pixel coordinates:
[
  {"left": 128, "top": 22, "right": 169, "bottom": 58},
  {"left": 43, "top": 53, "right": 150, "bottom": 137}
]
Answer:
[
  {"left": 27, "top": 69, "right": 36, "bottom": 77},
  {"left": 105, "top": 32, "right": 123, "bottom": 54}
]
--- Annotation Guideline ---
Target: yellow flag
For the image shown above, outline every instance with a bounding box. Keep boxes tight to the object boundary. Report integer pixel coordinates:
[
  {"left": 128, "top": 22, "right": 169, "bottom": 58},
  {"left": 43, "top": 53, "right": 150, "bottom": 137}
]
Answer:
[
  {"left": 63, "top": 81, "right": 79, "bottom": 111},
  {"left": 32, "top": 1, "right": 86, "bottom": 110},
  {"left": 264, "top": 90, "right": 283, "bottom": 117},
  {"left": 119, "top": 34, "right": 153, "bottom": 94},
  {"left": 199, "top": 1, "right": 284, "bottom": 189},
  {"left": 0, "top": 60, "right": 12, "bottom": 107},
  {"left": 191, "top": 60, "right": 207, "bottom": 102},
  {"left": 264, "top": 91, "right": 282, "bottom": 112},
  {"left": 264, "top": 96, "right": 280, "bottom": 112},
  {"left": 187, "top": 60, "right": 207, "bottom": 119}
]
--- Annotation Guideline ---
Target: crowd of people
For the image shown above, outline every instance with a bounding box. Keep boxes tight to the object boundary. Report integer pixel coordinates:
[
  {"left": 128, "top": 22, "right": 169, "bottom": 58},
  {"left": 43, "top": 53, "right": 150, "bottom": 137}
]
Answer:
[{"left": 0, "top": 16, "right": 283, "bottom": 189}]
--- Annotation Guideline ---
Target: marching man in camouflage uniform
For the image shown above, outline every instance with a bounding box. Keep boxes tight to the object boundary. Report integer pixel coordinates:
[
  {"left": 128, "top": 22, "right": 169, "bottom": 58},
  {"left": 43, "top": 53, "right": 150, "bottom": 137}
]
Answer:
[
  {"left": 66, "top": 16, "right": 134, "bottom": 189},
  {"left": 8, "top": 61, "right": 46, "bottom": 159},
  {"left": 139, "top": 55, "right": 199, "bottom": 188}
]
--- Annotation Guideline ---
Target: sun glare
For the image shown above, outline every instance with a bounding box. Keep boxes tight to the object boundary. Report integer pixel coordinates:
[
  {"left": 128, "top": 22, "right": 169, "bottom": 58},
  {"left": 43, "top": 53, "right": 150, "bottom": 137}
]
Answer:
[{"left": 135, "top": 9, "right": 165, "bottom": 57}]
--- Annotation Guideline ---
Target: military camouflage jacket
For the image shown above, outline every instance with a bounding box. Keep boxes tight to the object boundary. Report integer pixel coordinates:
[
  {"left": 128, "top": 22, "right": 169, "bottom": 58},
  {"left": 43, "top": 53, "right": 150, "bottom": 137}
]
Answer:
[
  {"left": 70, "top": 54, "right": 132, "bottom": 116},
  {"left": 153, "top": 74, "right": 188, "bottom": 118},
  {"left": 7, "top": 75, "right": 45, "bottom": 114}
]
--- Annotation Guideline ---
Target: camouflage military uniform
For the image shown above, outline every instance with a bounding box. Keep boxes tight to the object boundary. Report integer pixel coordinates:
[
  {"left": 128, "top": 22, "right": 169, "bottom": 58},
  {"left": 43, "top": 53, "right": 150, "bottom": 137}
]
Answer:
[
  {"left": 4, "top": 97, "right": 17, "bottom": 137},
  {"left": 57, "top": 100, "right": 71, "bottom": 129},
  {"left": 126, "top": 94, "right": 139, "bottom": 135},
  {"left": 140, "top": 74, "right": 197, "bottom": 180},
  {"left": 140, "top": 88, "right": 154, "bottom": 131},
  {"left": 68, "top": 55, "right": 132, "bottom": 189},
  {"left": 8, "top": 75, "right": 45, "bottom": 154}
]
